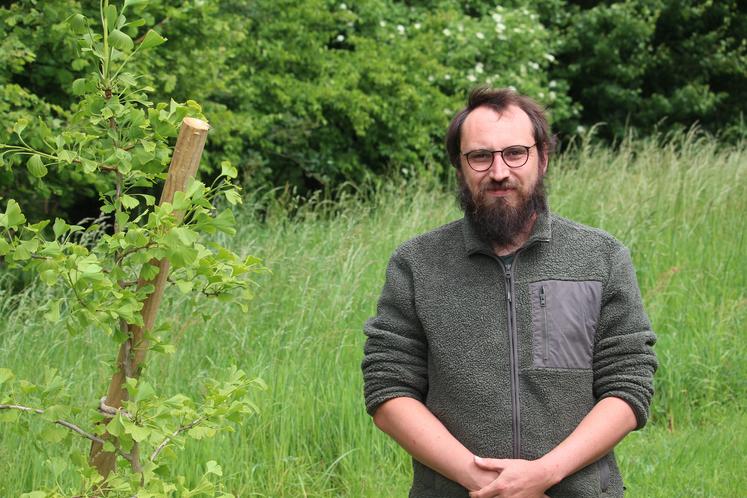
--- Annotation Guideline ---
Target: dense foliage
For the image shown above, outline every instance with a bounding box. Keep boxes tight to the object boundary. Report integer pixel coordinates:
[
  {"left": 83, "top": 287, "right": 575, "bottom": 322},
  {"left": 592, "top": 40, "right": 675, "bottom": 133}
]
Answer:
[{"left": 1, "top": 0, "right": 745, "bottom": 218}]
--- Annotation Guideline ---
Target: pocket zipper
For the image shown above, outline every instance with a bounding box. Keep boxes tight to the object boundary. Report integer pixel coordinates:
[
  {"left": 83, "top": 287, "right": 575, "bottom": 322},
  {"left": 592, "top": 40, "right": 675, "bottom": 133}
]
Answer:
[{"left": 540, "top": 285, "right": 548, "bottom": 364}]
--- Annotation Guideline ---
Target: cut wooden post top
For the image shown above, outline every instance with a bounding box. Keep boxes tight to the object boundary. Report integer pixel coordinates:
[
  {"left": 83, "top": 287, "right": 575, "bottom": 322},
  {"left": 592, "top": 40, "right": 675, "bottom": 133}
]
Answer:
[{"left": 182, "top": 117, "right": 210, "bottom": 131}]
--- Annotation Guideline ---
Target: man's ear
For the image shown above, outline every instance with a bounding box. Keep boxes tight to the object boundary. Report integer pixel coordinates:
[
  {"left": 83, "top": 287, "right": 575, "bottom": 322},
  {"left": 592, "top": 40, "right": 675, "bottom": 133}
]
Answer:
[{"left": 540, "top": 151, "right": 549, "bottom": 175}]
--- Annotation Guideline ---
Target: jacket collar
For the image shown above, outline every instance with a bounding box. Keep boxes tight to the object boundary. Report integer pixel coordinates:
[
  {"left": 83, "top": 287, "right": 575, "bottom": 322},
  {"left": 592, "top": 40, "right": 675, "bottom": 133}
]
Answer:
[{"left": 462, "top": 209, "right": 553, "bottom": 257}]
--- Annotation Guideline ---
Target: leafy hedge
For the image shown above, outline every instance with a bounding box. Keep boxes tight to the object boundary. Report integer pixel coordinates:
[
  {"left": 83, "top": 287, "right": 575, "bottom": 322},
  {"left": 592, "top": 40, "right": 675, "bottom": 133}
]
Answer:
[{"left": 1, "top": 0, "right": 745, "bottom": 219}]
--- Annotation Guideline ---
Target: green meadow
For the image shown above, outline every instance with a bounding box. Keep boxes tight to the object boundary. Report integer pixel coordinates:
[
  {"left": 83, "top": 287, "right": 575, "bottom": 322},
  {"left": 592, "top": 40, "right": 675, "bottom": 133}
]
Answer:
[{"left": 1, "top": 133, "right": 745, "bottom": 497}]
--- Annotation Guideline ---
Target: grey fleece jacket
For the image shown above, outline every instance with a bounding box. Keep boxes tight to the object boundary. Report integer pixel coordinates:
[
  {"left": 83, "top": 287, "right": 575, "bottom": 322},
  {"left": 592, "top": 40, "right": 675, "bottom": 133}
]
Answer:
[{"left": 362, "top": 211, "right": 657, "bottom": 498}]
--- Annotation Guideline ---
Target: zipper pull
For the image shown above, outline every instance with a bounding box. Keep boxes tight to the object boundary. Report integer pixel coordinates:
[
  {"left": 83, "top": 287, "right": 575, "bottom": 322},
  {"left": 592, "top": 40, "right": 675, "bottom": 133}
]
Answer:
[
  {"left": 504, "top": 263, "right": 512, "bottom": 303},
  {"left": 539, "top": 285, "right": 546, "bottom": 307}
]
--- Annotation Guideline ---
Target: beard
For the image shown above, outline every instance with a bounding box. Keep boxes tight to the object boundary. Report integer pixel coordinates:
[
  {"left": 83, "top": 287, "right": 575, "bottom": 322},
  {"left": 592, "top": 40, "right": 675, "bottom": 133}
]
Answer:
[{"left": 458, "top": 172, "right": 548, "bottom": 248}]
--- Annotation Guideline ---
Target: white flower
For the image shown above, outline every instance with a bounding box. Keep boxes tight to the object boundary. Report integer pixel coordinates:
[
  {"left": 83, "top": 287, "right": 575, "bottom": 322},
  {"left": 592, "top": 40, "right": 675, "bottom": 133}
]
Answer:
[
  {"left": 528, "top": 61, "right": 539, "bottom": 71},
  {"left": 379, "top": 20, "right": 387, "bottom": 27},
  {"left": 428, "top": 75, "right": 435, "bottom": 82},
  {"left": 492, "top": 13, "right": 503, "bottom": 23},
  {"left": 467, "top": 74, "right": 477, "bottom": 82},
  {"left": 549, "top": 80, "right": 557, "bottom": 89},
  {"left": 495, "top": 23, "right": 505, "bottom": 33},
  {"left": 508, "top": 85, "right": 517, "bottom": 92},
  {"left": 336, "top": 34, "right": 345, "bottom": 42},
  {"left": 577, "top": 125, "right": 587, "bottom": 134},
  {"left": 444, "top": 74, "right": 451, "bottom": 80},
  {"left": 475, "top": 62, "right": 484, "bottom": 74},
  {"left": 397, "top": 24, "right": 405, "bottom": 35},
  {"left": 442, "top": 28, "right": 451, "bottom": 37},
  {"left": 476, "top": 32, "right": 485, "bottom": 40},
  {"left": 414, "top": 22, "right": 421, "bottom": 30},
  {"left": 544, "top": 53, "right": 556, "bottom": 62},
  {"left": 339, "top": 2, "right": 347, "bottom": 9}
]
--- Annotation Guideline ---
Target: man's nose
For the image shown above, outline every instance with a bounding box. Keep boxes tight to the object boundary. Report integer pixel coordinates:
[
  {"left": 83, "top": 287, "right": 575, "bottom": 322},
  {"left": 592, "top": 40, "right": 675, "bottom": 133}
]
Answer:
[{"left": 487, "top": 152, "right": 511, "bottom": 181}]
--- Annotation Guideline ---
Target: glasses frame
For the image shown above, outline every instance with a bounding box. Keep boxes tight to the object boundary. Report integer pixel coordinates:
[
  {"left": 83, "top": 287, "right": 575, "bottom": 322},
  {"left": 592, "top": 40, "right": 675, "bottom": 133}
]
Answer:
[{"left": 462, "top": 143, "right": 537, "bottom": 171}]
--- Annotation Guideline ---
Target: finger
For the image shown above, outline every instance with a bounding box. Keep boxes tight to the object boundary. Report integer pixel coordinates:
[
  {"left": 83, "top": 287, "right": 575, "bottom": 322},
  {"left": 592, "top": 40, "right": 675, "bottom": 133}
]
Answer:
[
  {"left": 469, "top": 483, "right": 502, "bottom": 498},
  {"left": 473, "top": 455, "right": 506, "bottom": 471}
]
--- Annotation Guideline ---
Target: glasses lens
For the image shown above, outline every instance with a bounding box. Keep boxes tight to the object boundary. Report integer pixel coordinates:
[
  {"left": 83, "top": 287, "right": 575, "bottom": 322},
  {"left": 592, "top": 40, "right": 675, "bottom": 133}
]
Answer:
[
  {"left": 502, "top": 146, "right": 528, "bottom": 167},
  {"left": 466, "top": 150, "right": 493, "bottom": 170}
]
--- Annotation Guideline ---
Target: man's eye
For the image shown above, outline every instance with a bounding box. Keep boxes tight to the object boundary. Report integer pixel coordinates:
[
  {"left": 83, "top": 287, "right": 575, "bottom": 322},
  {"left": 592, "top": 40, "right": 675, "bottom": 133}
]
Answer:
[
  {"left": 504, "top": 147, "right": 525, "bottom": 159},
  {"left": 469, "top": 151, "right": 493, "bottom": 162}
]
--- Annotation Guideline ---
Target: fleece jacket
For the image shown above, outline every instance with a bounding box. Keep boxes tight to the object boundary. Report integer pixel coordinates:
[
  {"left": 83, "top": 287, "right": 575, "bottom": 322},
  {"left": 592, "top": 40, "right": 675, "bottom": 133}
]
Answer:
[{"left": 362, "top": 210, "right": 658, "bottom": 497}]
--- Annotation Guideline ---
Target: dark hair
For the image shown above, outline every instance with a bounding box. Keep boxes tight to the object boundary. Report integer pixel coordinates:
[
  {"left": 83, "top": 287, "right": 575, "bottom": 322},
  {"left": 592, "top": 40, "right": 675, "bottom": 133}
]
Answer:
[{"left": 445, "top": 87, "right": 554, "bottom": 169}]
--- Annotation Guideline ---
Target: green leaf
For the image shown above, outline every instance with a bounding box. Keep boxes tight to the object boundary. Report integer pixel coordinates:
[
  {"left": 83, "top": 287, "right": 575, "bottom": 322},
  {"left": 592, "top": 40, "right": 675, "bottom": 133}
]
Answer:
[
  {"left": 103, "top": 441, "right": 116, "bottom": 452},
  {"left": 175, "top": 279, "right": 193, "bottom": 294},
  {"left": 124, "top": 228, "right": 148, "bottom": 247},
  {"left": 224, "top": 189, "right": 242, "bottom": 206},
  {"left": 106, "top": 415, "right": 125, "bottom": 438},
  {"left": 4, "top": 200, "right": 26, "bottom": 228},
  {"left": 0, "top": 239, "right": 9, "bottom": 256},
  {"left": 109, "top": 29, "right": 134, "bottom": 52},
  {"left": 20, "top": 492, "right": 47, "bottom": 498},
  {"left": 81, "top": 159, "right": 98, "bottom": 173},
  {"left": 41, "top": 425, "right": 68, "bottom": 443},
  {"left": 213, "top": 209, "right": 237, "bottom": 235},
  {"left": 69, "top": 13, "right": 87, "bottom": 34},
  {"left": 53, "top": 218, "right": 69, "bottom": 239},
  {"left": 140, "top": 29, "right": 166, "bottom": 50},
  {"left": 122, "top": 418, "right": 150, "bottom": 443},
  {"left": 105, "top": 4, "right": 117, "bottom": 31},
  {"left": 172, "top": 191, "right": 190, "bottom": 211},
  {"left": 27, "top": 154, "right": 48, "bottom": 178},
  {"left": 72, "top": 78, "right": 88, "bottom": 96},
  {"left": 140, "top": 263, "right": 161, "bottom": 280},
  {"left": 187, "top": 425, "right": 216, "bottom": 440},
  {"left": 13, "top": 118, "right": 28, "bottom": 136},
  {"left": 121, "top": 194, "right": 139, "bottom": 209},
  {"left": 205, "top": 460, "right": 223, "bottom": 476},
  {"left": 118, "top": 72, "right": 138, "bottom": 88},
  {"left": 134, "top": 381, "right": 155, "bottom": 402},
  {"left": 124, "top": 0, "right": 149, "bottom": 9},
  {"left": 26, "top": 220, "right": 50, "bottom": 233},
  {"left": 43, "top": 299, "right": 61, "bottom": 323},
  {"left": 220, "top": 160, "right": 238, "bottom": 179},
  {"left": 77, "top": 256, "right": 102, "bottom": 274}
]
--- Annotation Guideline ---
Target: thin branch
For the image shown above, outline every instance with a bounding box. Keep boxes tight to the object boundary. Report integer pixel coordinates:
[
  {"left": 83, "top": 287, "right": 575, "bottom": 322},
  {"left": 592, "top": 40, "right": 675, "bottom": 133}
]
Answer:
[
  {"left": 150, "top": 417, "right": 203, "bottom": 462},
  {"left": 0, "top": 403, "right": 43, "bottom": 414},
  {"left": 0, "top": 403, "right": 133, "bottom": 463}
]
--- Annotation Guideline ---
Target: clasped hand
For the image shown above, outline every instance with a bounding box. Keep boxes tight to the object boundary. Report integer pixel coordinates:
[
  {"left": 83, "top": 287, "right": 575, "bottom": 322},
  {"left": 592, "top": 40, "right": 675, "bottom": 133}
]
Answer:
[{"left": 468, "top": 456, "right": 553, "bottom": 498}]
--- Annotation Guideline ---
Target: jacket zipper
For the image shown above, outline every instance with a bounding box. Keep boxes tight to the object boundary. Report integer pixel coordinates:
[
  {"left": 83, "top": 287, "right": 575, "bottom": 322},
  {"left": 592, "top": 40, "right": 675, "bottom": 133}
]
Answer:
[
  {"left": 502, "top": 261, "right": 521, "bottom": 459},
  {"left": 540, "top": 285, "right": 548, "bottom": 364}
]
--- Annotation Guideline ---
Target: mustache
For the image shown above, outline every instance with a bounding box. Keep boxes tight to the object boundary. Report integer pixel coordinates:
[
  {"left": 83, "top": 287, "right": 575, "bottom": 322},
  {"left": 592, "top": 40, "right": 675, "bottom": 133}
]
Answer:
[{"left": 480, "top": 179, "right": 518, "bottom": 192}]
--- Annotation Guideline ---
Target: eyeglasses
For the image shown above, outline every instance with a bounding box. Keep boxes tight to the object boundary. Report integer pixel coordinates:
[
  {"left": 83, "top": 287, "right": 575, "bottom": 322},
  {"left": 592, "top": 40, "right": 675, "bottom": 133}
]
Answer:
[{"left": 462, "top": 144, "right": 537, "bottom": 171}]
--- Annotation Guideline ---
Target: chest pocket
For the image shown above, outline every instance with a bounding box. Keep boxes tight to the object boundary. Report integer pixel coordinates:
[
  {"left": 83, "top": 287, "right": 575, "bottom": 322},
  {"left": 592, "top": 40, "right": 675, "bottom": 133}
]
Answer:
[{"left": 529, "top": 280, "right": 602, "bottom": 369}]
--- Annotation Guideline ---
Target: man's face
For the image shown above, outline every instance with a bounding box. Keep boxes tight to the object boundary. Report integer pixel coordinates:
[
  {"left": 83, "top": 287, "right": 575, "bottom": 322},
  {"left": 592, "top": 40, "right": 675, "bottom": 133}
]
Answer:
[{"left": 457, "top": 104, "right": 547, "bottom": 246}]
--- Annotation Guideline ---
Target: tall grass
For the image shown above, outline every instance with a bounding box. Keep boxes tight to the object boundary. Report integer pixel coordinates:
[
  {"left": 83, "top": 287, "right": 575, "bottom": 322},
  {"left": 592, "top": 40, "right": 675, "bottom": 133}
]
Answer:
[{"left": 1, "top": 132, "right": 745, "bottom": 496}]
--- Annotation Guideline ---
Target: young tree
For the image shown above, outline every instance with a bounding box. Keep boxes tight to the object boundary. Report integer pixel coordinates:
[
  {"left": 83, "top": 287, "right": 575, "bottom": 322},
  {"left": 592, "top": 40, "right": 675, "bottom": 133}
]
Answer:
[{"left": 0, "top": 1, "right": 263, "bottom": 495}]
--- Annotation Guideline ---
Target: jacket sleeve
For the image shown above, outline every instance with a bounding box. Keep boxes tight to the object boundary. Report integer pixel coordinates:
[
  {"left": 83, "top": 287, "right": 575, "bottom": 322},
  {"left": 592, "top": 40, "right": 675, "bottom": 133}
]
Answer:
[
  {"left": 593, "top": 245, "right": 658, "bottom": 429},
  {"left": 362, "top": 249, "right": 428, "bottom": 416}
]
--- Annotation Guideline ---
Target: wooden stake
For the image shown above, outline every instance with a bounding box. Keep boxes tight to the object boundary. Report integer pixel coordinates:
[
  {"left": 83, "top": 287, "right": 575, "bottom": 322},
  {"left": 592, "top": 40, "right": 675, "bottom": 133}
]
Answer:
[{"left": 90, "top": 117, "right": 210, "bottom": 477}]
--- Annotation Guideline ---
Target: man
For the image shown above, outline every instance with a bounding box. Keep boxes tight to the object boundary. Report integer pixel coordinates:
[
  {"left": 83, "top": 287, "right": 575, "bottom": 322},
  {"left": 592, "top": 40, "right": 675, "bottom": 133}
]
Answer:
[{"left": 361, "top": 87, "right": 657, "bottom": 498}]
